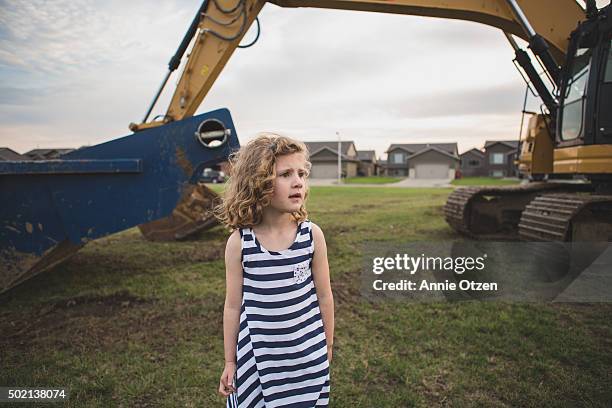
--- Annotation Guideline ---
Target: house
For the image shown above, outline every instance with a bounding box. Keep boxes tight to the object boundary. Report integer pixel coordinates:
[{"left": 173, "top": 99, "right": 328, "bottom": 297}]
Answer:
[
  {"left": 356, "top": 150, "right": 377, "bottom": 177},
  {"left": 304, "top": 141, "right": 360, "bottom": 178},
  {"left": 506, "top": 150, "right": 519, "bottom": 177},
  {"left": 24, "top": 148, "right": 75, "bottom": 160},
  {"left": 377, "top": 159, "right": 387, "bottom": 176},
  {"left": 385, "top": 143, "right": 459, "bottom": 179},
  {"left": 459, "top": 148, "right": 486, "bottom": 177},
  {"left": 484, "top": 140, "right": 519, "bottom": 177},
  {"left": 0, "top": 147, "right": 26, "bottom": 161}
]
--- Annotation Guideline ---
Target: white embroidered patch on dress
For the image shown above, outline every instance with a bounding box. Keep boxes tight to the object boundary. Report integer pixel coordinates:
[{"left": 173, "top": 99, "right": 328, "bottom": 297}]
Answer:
[{"left": 293, "top": 263, "right": 311, "bottom": 284}]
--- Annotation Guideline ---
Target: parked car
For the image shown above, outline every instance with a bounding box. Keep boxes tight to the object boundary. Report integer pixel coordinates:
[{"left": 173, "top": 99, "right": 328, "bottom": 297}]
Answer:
[{"left": 199, "top": 168, "right": 225, "bottom": 183}]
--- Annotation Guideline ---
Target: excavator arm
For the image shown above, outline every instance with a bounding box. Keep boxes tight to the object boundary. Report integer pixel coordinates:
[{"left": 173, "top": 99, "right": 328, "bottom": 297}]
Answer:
[
  {"left": 131, "top": 0, "right": 594, "bottom": 244},
  {"left": 271, "top": 0, "right": 580, "bottom": 59},
  {"left": 130, "top": 0, "right": 584, "bottom": 131}
]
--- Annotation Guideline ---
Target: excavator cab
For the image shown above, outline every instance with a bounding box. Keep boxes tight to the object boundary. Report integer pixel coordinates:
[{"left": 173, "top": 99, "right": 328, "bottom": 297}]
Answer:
[
  {"left": 559, "top": 4, "right": 612, "bottom": 143},
  {"left": 555, "top": 4, "right": 612, "bottom": 183}
]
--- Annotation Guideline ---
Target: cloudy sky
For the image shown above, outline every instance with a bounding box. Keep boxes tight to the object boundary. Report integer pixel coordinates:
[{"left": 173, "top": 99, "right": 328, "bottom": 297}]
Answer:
[{"left": 0, "top": 0, "right": 600, "bottom": 158}]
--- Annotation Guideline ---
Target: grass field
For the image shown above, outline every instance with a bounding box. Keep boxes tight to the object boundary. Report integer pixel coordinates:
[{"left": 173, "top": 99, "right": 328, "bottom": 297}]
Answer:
[
  {"left": 1, "top": 187, "right": 611, "bottom": 407},
  {"left": 344, "top": 176, "right": 402, "bottom": 184},
  {"left": 451, "top": 177, "right": 522, "bottom": 186}
]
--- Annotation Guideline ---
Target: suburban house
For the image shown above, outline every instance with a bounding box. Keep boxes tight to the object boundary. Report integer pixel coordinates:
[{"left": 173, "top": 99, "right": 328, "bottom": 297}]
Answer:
[
  {"left": 484, "top": 140, "right": 519, "bottom": 177},
  {"left": 459, "top": 148, "right": 486, "bottom": 177},
  {"left": 384, "top": 143, "right": 460, "bottom": 179},
  {"left": 304, "top": 141, "right": 360, "bottom": 179},
  {"left": 377, "top": 159, "right": 387, "bottom": 176},
  {"left": 24, "top": 148, "right": 75, "bottom": 160},
  {"left": 0, "top": 147, "right": 26, "bottom": 161},
  {"left": 356, "top": 150, "right": 377, "bottom": 177}
]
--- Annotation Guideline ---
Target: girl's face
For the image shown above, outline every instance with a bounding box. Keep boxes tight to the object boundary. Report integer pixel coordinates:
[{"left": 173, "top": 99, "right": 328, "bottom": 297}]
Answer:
[{"left": 269, "top": 152, "right": 308, "bottom": 214}]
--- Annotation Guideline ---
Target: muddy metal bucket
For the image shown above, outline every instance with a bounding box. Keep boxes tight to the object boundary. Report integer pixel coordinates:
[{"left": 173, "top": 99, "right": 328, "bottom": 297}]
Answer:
[{"left": 0, "top": 108, "right": 238, "bottom": 294}]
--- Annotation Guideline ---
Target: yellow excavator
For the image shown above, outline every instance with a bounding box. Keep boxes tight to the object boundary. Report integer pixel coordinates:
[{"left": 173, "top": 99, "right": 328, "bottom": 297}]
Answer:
[{"left": 132, "top": 0, "right": 612, "bottom": 242}]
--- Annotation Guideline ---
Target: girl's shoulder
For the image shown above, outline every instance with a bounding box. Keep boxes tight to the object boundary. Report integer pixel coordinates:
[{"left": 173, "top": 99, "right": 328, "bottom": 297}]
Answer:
[
  {"left": 304, "top": 220, "right": 325, "bottom": 242},
  {"left": 305, "top": 219, "right": 321, "bottom": 231},
  {"left": 224, "top": 229, "right": 243, "bottom": 264},
  {"left": 229, "top": 225, "right": 252, "bottom": 239},
  {"left": 226, "top": 229, "right": 241, "bottom": 249}
]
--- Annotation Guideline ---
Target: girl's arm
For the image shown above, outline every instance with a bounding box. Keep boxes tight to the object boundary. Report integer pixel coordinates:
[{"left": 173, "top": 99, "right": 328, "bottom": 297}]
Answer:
[
  {"left": 219, "top": 230, "right": 243, "bottom": 396},
  {"left": 311, "top": 223, "right": 335, "bottom": 362}
]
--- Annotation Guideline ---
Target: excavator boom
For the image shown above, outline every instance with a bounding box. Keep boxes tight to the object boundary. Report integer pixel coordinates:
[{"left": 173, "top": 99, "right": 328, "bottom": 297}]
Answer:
[
  {"left": 271, "top": 0, "right": 579, "bottom": 58},
  {"left": 132, "top": 0, "right": 584, "bottom": 130}
]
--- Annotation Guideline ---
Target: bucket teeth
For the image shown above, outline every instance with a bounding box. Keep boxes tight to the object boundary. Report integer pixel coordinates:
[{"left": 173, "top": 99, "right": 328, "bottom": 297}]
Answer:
[{"left": 138, "top": 183, "right": 220, "bottom": 241}]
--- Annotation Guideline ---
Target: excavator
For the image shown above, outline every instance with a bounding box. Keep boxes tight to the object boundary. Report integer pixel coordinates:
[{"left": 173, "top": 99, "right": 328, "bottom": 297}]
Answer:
[
  {"left": 444, "top": 0, "right": 612, "bottom": 241},
  {"left": 2, "top": 0, "right": 610, "bottom": 293},
  {"left": 132, "top": 0, "right": 611, "bottom": 243},
  {"left": 444, "top": 5, "right": 612, "bottom": 292}
]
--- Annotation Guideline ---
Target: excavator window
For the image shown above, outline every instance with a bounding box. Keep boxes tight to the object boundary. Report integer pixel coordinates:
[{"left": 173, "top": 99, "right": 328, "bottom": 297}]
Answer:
[
  {"left": 560, "top": 47, "right": 592, "bottom": 140},
  {"left": 597, "top": 38, "right": 612, "bottom": 141},
  {"left": 605, "top": 40, "right": 612, "bottom": 82}
]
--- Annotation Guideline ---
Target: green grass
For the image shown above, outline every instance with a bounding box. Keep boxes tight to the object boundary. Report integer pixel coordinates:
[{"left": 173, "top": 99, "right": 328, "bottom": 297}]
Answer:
[
  {"left": 452, "top": 177, "right": 521, "bottom": 186},
  {"left": 1, "top": 187, "right": 611, "bottom": 407},
  {"left": 344, "top": 176, "right": 402, "bottom": 184}
]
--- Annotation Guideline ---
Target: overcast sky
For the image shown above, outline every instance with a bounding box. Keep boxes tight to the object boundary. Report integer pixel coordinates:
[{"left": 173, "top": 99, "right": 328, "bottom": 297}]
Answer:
[{"left": 0, "top": 0, "right": 603, "bottom": 158}]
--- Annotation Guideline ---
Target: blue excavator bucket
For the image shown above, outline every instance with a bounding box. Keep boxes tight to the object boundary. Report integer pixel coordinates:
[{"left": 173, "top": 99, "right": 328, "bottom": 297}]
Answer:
[{"left": 0, "top": 108, "right": 238, "bottom": 294}]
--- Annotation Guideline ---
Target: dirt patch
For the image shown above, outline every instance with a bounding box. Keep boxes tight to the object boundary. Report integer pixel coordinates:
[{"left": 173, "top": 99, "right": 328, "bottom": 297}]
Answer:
[
  {"left": 424, "top": 205, "right": 445, "bottom": 217},
  {"left": 186, "top": 243, "right": 225, "bottom": 262},
  {"left": 51, "top": 290, "right": 151, "bottom": 311},
  {"left": 336, "top": 203, "right": 378, "bottom": 215},
  {"left": 380, "top": 199, "right": 405, "bottom": 205},
  {"left": 174, "top": 147, "right": 194, "bottom": 177},
  {"left": 548, "top": 303, "right": 612, "bottom": 347},
  {"left": 0, "top": 291, "right": 222, "bottom": 358},
  {"left": 332, "top": 269, "right": 361, "bottom": 306},
  {"left": 71, "top": 241, "right": 225, "bottom": 274},
  {"left": 420, "top": 369, "right": 453, "bottom": 406},
  {"left": 1, "top": 291, "right": 154, "bottom": 348},
  {"left": 325, "top": 225, "right": 352, "bottom": 237}
]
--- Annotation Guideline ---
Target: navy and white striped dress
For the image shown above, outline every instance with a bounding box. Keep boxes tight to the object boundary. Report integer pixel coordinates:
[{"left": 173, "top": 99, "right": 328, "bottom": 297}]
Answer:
[{"left": 227, "top": 219, "right": 330, "bottom": 408}]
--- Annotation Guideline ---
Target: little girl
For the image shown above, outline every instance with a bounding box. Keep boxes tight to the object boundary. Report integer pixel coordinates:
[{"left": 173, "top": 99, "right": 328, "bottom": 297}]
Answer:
[{"left": 216, "top": 133, "right": 334, "bottom": 407}]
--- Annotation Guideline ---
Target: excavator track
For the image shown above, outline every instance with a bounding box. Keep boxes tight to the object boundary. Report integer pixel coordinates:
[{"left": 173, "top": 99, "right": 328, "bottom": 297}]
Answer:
[
  {"left": 444, "top": 182, "right": 592, "bottom": 240},
  {"left": 519, "top": 194, "right": 612, "bottom": 241}
]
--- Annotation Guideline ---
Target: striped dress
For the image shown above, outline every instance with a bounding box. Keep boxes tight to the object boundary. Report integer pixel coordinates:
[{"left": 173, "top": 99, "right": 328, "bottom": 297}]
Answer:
[{"left": 227, "top": 219, "right": 330, "bottom": 408}]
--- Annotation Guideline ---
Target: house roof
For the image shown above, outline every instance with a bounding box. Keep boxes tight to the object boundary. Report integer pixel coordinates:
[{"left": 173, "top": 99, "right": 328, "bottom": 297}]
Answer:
[
  {"left": 0, "top": 147, "right": 26, "bottom": 161},
  {"left": 305, "top": 141, "right": 355, "bottom": 156},
  {"left": 386, "top": 143, "right": 458, "bottom": 155},
  {"left": 460, "top": 148, "right": 485, "bottom": 157},
  {"left": 406, "top": 146, "right": 460, "bottom": 161},
  {"left": 357, "top": 150, "right": 376, "bottom": 161},
  {"left": 305, "top": 141, "right": 359, "bottom": 161},
  {"left": 484, "top": 140, "right": 519, "bottom": 149},
  {"left": 24, "top": 148, "right": 75, "bottom": 159}
]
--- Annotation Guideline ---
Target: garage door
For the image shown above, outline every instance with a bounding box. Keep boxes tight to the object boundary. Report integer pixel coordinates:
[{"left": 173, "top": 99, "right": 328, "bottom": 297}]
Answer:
[
  {"left": 310, "top": 163, "right": 338, "bottom": 178},
  {"left": 415, "top": 163, "right": 449, "bottom": 179}
]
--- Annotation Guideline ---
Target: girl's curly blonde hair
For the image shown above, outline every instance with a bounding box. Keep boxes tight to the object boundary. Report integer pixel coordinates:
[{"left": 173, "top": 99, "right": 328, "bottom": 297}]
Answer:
[{"left": 215, "top": 133, "right": 311, "bottom": 230}]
